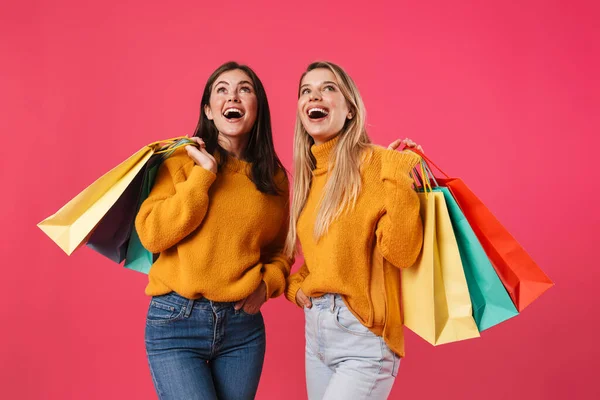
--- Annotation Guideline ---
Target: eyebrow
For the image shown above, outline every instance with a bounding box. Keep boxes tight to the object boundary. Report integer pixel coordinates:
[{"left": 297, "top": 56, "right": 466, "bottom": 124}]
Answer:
[
  {"left": 300, "top": 80, "right": 339, "bottom": 89},
  {"left": 215, "top": 80, "right": 254, "bottom": 87}
]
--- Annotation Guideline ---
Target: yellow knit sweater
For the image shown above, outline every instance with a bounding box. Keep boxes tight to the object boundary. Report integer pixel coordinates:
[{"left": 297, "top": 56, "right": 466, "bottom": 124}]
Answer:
[
  {"left": 285, "top": 137, "right": 423, "bottom": 357},
  {"left": 136, "top": 148, "right": 291, "bottom": 301}
]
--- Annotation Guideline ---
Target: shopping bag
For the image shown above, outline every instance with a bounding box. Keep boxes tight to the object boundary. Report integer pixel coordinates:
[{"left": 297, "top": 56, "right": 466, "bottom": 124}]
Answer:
[
  {"left": 401, "top": 188, "right": 480, "bottom": 346},
  {"left": 123, "top": 157, "right": 162, "bottom": 274},
  {"left": 38, "top": 137, "right": 194, "bottom": 257},
  {"left": 414, "top": 152, "right": 553, "bottom": 312},
  {"left": 84, "top": 168, "right": 146, "bottom": 263},
  {"left": 438, "top": 184, "right": 519, "bottom": 330},
  {"left": 84, "top": 147, "right": 170, "bottom": 264}
]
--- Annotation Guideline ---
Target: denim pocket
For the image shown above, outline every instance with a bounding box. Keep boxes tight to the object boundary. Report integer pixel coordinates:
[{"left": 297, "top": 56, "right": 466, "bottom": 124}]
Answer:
[
  {"left": 239, "top": 307, "right": 261, "bottom": 317},
  {"left": 233, "top": 304, "right": 260, "bottom": 317},
  {"left": 334, "top": 306, "right": 375, "bottom": 337},
  {"left": 147, "top": 299, "right": 185, "bottom": 325}
]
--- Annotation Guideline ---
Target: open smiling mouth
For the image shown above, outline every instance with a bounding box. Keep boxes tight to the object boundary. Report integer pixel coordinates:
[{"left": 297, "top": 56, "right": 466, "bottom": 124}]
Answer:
[
  {"left": 223, "top": 108, "right": 245, "bottom": 121},
  {"left": 307, "top": 107, "right": 329, "bottom": 120}
]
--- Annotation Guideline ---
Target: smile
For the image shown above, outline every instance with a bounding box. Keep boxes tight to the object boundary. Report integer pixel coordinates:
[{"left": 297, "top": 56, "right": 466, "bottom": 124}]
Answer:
[
  {"left": 223, "top": 107, "right": 245, "bottom": 120},
  {"left": 307, "top": 107, "right": 329, "bottom": 120}
]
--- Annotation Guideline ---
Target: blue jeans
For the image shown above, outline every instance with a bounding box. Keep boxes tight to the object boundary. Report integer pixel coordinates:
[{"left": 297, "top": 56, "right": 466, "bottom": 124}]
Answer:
[
  {"left": 305, "top": 294, "right": 400, "bottom": 400},
  {"left": 145, "top": 292, "right": 266, "bottom": 400}
]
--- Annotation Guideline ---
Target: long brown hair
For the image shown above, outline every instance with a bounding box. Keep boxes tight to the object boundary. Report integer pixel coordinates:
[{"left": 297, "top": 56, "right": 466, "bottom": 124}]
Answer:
[{"left": 192, "top": 61, "right": 285, "bottom": 195}]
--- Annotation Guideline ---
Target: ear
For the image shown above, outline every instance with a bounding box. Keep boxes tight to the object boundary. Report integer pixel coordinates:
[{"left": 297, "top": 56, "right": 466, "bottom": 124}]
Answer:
[
  {"left": 347, "top": 112, "right": 353, "bottom": 120},
  {"left": 204, "top": 104, "right": 214, "bottom": 121}
]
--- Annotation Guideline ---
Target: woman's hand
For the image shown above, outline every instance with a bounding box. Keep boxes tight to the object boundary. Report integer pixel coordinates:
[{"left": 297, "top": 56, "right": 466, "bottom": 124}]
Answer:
[
  {"left": 185, "top": 137, "right": 217, "bottom": 174},
  {"left": 296, "top": 288, "right": 312, "bottom": 309},
  {"left": 387, "top": 138, "right": 424, "bottom": 153},
  {"left": 234, "top": 281, "right": 267, "bottom": 315}
]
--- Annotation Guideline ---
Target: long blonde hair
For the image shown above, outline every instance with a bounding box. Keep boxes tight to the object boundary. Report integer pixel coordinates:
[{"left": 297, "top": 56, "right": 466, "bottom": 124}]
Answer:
[{"left": 285, "top": 61, "right": 371, "bottom": 257}]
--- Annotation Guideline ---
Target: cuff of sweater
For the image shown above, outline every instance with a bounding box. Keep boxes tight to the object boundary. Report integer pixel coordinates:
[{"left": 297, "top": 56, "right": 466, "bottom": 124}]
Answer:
[
  {"left": 285, "top": 279, "right": 303, "bottom": 308},
  {"left": 188, "top": 166, "right": 217, "bottom": 191},
  {"left": 381, "top": 150, "right": 421, "bottom": 181},
  {"left": 262, "top": 265, "right": 286, "bottom": 299}
]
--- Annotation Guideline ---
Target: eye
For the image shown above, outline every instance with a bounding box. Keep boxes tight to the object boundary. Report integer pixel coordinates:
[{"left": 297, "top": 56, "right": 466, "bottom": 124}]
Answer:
[
  {"left": 323, "top": 85, "right": 336, "bottom": 92},
  {"left": 301, "top": 88, "right": 310, "bottom": 95},
  {"left": 240, "top": 86, "right": 252, "bottom": 93},
  {"left": 216, "top": 87, "right": 227, "bottom": 94}
]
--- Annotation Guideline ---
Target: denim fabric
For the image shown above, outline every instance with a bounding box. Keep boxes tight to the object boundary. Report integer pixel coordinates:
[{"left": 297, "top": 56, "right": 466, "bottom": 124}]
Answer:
[
  {"left": 304, "top": 294, "right": 399, "bottom": 400},
  {"left": 145, "top": 292, "right": 266, "bottom": 400}
]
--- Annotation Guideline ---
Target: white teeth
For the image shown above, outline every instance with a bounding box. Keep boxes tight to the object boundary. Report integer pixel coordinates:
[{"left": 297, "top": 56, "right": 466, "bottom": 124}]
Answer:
[
  {"left": 224, "top": 108, "right": 244, "bottom": 117},
  {"left": 308, "top": 107, "right": 329, "bottom": 116}
]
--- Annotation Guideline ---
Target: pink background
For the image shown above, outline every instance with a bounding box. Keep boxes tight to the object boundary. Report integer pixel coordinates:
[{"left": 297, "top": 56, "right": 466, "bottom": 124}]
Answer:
[{"left": 2, "top": 1, "right": 599, "bottom": 399}]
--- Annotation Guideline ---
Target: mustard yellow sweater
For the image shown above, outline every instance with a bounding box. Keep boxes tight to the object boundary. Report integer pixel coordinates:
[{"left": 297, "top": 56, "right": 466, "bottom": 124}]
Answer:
[
  {"left": 135, "top": 148, "right": 291, "bottom": 301},
  {"left": 285, "top": 137, "right": 423, "bottom": 357}
]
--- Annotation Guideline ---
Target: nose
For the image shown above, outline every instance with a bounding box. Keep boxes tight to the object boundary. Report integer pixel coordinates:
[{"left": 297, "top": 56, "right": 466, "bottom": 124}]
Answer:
[
  {"left": 309, "top": 91, "right": 321, "bottom": 101},
  {"left": 228, "top": 92, "right": 241, "bottom": 103}
]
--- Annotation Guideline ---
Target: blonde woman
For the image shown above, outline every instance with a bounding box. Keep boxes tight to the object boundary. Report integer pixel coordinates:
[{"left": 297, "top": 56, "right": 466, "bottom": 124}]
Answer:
[{"left": 285, "top": 61, "right": 423, "bottom": 399}]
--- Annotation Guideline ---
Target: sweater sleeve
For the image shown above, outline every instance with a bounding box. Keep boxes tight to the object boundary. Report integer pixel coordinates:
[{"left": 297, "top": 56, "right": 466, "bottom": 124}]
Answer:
[
  {"left": 259, "top": 174, "right": 293, "bottom": 299},
  {"left": 375, "top": 149, "right": 424, "bottom": 269},
  {"left": 135, "top": 155, "right": 216, "bottom": 254},
  {"left": 285, "top": 263, "right": 310, "bottom": 307}
]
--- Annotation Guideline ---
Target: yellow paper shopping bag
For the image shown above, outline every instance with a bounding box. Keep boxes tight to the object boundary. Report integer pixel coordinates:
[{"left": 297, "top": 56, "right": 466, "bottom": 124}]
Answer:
[
  {"left": 37, "top": 138, "right": 192, "bottom": 256},
  {"left": 401, "top": 191, "right": 480, "bottom": 346}
]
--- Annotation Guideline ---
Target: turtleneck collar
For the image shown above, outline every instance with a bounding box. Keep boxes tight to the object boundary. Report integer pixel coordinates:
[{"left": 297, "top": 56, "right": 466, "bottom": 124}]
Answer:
[{"left": 311, "top": 135, "right": 340, "bottom": 176}]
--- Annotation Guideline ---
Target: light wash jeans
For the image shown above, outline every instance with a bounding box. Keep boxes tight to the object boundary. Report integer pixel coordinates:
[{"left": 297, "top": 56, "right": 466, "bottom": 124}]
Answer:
[{"left": 304, "top": 294, "right": 400, "bottom": 400}]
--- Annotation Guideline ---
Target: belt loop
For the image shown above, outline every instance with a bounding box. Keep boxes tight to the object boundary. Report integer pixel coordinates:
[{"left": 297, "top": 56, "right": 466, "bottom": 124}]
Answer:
[
  {"left": 184, "top": 298, "right": 194, "bottom": 318},
  {"left": 329, "top": 294, "right": 335, "bottom": 313}
]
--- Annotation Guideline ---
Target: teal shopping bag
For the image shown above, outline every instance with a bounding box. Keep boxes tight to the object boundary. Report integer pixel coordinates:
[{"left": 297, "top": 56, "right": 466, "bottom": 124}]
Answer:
[
  {"left": 438, "top": 186, "right": 519, "bottom": 331},
  {"left": 123, "top": 159, "right": 161, "bottom": 274}
]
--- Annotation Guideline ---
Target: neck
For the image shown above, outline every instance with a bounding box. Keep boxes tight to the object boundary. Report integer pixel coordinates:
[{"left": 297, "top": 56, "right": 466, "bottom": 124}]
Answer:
[
  {"left": 218, "top": 133, "right": 249, "bottom": 159},
  {"left": 312, "top": 133, "right": 340, "bottom": 146}
]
